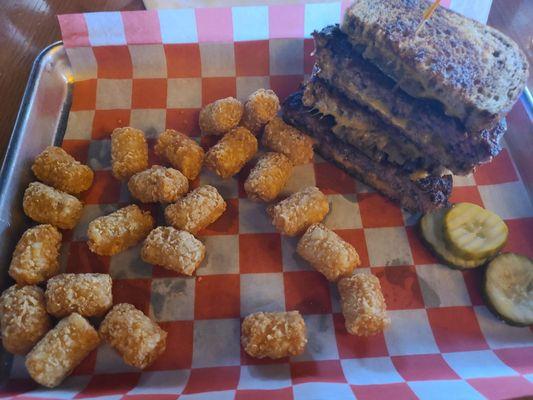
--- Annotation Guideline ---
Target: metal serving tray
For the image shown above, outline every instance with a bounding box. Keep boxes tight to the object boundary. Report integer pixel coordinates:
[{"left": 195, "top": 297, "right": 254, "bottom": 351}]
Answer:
[
  {"left": 0, "top": 40, "right": 531, "bottom": 388},
  {"left": 0, "top": 42, "right": 71, "bottom": 383}
]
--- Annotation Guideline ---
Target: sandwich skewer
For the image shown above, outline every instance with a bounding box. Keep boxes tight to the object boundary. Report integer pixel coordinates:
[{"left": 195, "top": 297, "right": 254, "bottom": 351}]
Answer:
[
  {"left": 392, "top": 0, "right": 441, "bottom": 92},
  {"left": 414, "top": 0, "right": 441, "bottom": 34}
]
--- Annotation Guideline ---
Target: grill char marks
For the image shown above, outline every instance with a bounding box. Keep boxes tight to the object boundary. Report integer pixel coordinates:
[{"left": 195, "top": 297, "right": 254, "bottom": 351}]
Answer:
[
  {"left": 282, "top": 92, "right": 452, "bottom": 213},
  {"left": 342, "top": 0, "right": 528, "bottom": 133},
  {"left": 312, "top": 25, "right": 505, "bottom": 175},
  {"left": 279, "top": 0, "right": 526, "bottom": 213},
  {"left": 303, "top": 77, "right": 443, "bottom": 174}
]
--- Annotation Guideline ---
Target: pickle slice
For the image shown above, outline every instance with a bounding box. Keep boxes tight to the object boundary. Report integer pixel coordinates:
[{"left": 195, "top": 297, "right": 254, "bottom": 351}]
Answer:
[
  {"left": 484, "top": 253, "right": 533, "bottom": 326},
  {"left": 420, "top": 208, "right": 487, "bottom": 270},
  {"left": 444, "top": 203, "right": 508, "bottom": 260}
]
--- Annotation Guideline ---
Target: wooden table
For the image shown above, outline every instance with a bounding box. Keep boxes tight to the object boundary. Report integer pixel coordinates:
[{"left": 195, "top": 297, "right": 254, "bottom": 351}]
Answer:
[
  {"left": 0, "top": 0, "right": 145, "bottom": 159},
  {"left": 0, "top": 0, "right": 531, "bottom": 160}
]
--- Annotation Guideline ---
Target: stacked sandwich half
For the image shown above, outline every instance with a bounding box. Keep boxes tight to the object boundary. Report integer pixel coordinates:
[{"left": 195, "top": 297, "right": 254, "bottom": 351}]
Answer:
[{"left": 282, "top": 0, "right": 528, "bottom": 212}]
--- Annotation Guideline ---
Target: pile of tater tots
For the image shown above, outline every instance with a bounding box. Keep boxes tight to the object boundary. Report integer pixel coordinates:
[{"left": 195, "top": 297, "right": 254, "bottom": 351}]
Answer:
[{"left": 1, "top": 89, "right": 389, "bottom": 388}]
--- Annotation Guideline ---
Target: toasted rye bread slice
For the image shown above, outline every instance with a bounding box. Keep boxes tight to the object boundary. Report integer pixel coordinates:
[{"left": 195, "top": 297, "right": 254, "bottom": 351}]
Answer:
[
  {"left": 312, "top": 25, "right": 506, "bottom": 176},
  {"left": 342, "top": 0, "right": 529, "bottom": 133}
]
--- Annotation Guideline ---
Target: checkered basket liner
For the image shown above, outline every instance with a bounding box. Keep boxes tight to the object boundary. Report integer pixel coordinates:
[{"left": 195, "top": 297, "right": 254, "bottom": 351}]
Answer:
[{"left": 2, "top": 2, "right": 532, "bottom": 399}]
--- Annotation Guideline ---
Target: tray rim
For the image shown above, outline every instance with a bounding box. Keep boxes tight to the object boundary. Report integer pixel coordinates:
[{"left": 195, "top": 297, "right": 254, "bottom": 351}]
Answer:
[
  {"left": 0, "top": 41, "right": 69, "bottom": 386},
  {"left": 0, "top": 41, "right": 67, "bottom": 192}
]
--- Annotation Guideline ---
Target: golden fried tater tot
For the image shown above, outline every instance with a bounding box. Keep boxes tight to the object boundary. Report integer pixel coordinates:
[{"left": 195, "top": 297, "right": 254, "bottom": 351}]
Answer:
[
  {"left": 128, "top": 165, "right": 189, "bottom": 203},
  {"left": 31, "top": 146, "right": 94, "bottom": 194},
  {"left": 199, "top": 97, "right": 243, "bottom": 135},
  {"left": 26, "top": 313, "right": 100, "bottom": 388},
  {"left": 337, "top": 273, "right": 390, "bottom": 336},
  {"left": 23, "top": 182, "right": 83, "bottom": 229},
  {"left": 205, "top": 126, "right": 258, "bottom": 178},
  {"left": 111, "top": 127, "right": 148, "bottom": 180},
  {"left": 0, "top": 285, "right": 51, "bottom": 355},
  {"left": 297, "top": 223, "right": 360, "bottom": 282},
  {"left": 141, "top": 227, "right": 205, "bottom": 275},
  {"left": 241, "top": 311, "right": 307, "bottom": 359},
  {"left": 87, "top": 204, "right": 154, "bottom": 256},
  {"left": 99, "top": 303, "right": 167, "bottom": 369},
  {"left": 154, "top": 129, "right": 205, "bottom": 180},
  {"left": 45, "top": 273, "right": 113, "bottom": 318},
  {"left": 241, "top": 89, "right": 280, "bottom": 134},
  {"left": 244, "top": 152, "right": 293, "bottom": 202},
  {"left": 9, "top": 224, "right": 62, "bottom": 285},
  {"left": 262, "top": 117, "right": 314, "bottom": 165},
  {"left": 165, "top": 185, "right": 226, "bottom": 235},
  {"left": 267, "top": 186, "right": 329, "bottom": 236}
]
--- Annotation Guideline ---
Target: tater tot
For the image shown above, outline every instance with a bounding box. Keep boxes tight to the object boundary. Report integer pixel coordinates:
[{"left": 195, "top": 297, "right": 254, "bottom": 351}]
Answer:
[
  {"left": 9, "top": 224, "right": 62, "bottom": 285},
  {"left": 165, "top": 185, "right": 226, "bottom": 235},
  {"left": 141, "top": 227, "right": 205, "bottom": 275},
  {"left": 99, "top": 303, "right": 167, "bottom": 369},
  {"left": 199, "top": 97, "right": 243, "bottom": 135},
  {"left": 241, "top": 311, "right": 307, "bottom": 359},
  {"left": 87, "top": 204, "right": 154, "bottom": 256},
  {"left": 0, "top": 285, "right": 51, "bottom": 355},
  {"left": 267, "top": 186, "right": 329, "bottom": 236},
  {"left": 262, "top": 117, "right": 314, "bottom": 165},
  {"left": 26, "top": 313, "right": 100, "bottom": 388},
  {"left": 128, "top": 165, "right": 189, "bottom": 203},
  {"left": 205, "top": 126, "right": 258, "bottom": 178},
  {"left": 23, "top": 182, "right": 83, "bottom": 229},
  {"left": 45, "top": 273, "right": 113, "bottom": 318},
  {"left": 297, "top": 223, "right": 360, "bottom": 282},
  {"left": 31, "top": 146, "right": 94, "bottom": 194},
  {"left": 154, "top": 129, "right": 205, "bottom": 180},
  {"left": 337, "top": 273, "right": 390, "bottom": 336},
  {"left": 241, "top": 89, "right": 280, "bottom": 134},
  {"left": 111, "top": 127, "right": 148, "bottom": 180},
  {"left": 244, "top": 152, "right": 293, "bottom": 202}
]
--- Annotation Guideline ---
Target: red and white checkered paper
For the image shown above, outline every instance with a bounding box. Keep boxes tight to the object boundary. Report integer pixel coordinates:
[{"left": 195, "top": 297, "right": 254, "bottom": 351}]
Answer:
[{"left": 3, "top": 3, "right": 532, "bottom": 399}]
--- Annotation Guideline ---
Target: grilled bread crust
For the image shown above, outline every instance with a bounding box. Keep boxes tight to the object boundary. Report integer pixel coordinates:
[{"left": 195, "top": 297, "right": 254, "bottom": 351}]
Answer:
[
  {"left": 282, "top": 91, "right": 452, "bottom": 213},
  {"left": 342, "top": 0, "right": 528, "bottom": 133},
  {"left": 312, "top": 26, "right": 506, "bottom": 175}
]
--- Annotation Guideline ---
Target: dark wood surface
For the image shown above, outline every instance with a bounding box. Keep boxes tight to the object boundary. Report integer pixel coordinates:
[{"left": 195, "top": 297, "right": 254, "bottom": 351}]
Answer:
[
  {"left": 0, "top": 0, "right": 145, "bottom": 160},
  {"left": 0, "top": 0, "right": 531, "bottom": 160}
]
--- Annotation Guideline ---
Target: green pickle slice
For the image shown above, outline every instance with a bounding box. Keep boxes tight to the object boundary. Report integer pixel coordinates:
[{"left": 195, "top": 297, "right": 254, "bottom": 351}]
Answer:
[
  {"left": 484, "top": 253, "right": 533, "bottom": 326},
  {"left": 420, "top": 208, "right": 487, "bottom": 270},
  {"left": 444, "top": 202, "right": 508, "bottom": 260}
]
